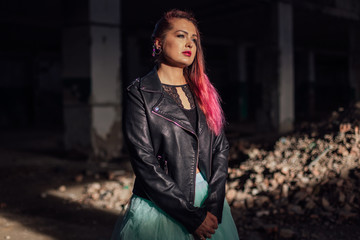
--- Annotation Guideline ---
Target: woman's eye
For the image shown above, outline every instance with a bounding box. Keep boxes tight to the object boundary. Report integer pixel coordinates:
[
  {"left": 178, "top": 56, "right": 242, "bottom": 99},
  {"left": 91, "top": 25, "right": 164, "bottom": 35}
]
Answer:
[
  {"left": 192, "top": 39, "right": 197, "bottom": 43},
  {"left": 177, "top": 34, "right": 185, "bottom": 38}
]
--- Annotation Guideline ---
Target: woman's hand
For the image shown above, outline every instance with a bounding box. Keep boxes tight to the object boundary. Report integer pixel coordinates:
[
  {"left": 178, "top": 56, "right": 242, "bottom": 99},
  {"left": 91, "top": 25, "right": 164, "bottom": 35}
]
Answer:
[{"left": 194, "top": 211, "right": 218, "bottom": 239}]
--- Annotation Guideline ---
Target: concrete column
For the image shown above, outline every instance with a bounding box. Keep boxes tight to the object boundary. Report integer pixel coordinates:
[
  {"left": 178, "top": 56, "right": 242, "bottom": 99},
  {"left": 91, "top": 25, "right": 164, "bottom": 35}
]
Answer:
[
  {"left": 89, "top": 0, "right": 122, "bottom": 160},
  {"left": 277, "top": 1, "right": 294, "bottom": 133},
  {"left": 62, "top": 0, "right": 122, "bottom": 160},
  {"left": 254, "top": 2, "right": 294, "bottom": 133}
]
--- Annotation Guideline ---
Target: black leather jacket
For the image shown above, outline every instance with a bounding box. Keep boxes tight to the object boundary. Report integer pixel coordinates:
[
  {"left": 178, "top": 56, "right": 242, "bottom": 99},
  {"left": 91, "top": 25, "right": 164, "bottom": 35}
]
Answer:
[{"left": 123, "top": 67, "right": 229, "bottom": 233}]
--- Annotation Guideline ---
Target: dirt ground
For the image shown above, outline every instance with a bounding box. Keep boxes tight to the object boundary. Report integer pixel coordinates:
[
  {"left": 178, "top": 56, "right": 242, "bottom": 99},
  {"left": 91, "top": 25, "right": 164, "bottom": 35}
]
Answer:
[
  {"left": 0, "top": 129, "right": 125, "bottom": 240},
  {"left": 0, "top": 153, "right": 119, "bottom": 239},
  {"left": 0, "top": 129, "right": 359, "bottom": 240}
]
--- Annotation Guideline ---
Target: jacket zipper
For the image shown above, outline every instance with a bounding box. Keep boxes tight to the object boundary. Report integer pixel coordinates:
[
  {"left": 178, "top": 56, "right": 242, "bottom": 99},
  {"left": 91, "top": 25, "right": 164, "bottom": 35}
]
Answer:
[{"left": 152, "top": 110, "right": 199, "bottom": 204}]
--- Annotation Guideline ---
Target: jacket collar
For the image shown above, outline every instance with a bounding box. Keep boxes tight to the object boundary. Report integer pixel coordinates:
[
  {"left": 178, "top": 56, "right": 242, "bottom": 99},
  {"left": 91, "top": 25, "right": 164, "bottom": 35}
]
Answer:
[
  {"left": 139, "top": 66, "right": 162, "bottom": 93},
  {"left": 139, "top": 66, "right": 207, "bottom": 136}
]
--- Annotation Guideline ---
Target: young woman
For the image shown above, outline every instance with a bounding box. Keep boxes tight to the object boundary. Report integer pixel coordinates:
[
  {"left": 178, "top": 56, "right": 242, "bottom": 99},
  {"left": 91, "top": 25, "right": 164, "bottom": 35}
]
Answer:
[{"left": 111, "top": 9, "right": 239, "bottom": 240}]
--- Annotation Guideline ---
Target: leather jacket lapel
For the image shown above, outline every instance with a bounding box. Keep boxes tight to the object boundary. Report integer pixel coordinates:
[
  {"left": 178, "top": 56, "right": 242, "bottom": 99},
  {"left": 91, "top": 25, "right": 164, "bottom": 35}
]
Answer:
[
  {"left": 152, "top": 96, "right": 196, "bottom": 135},
  {"left": 139, "top": 67, "right": 197, "bottom": 135},
  {"left": 139, "top": 67, "right": 162, "bottom": 93}
]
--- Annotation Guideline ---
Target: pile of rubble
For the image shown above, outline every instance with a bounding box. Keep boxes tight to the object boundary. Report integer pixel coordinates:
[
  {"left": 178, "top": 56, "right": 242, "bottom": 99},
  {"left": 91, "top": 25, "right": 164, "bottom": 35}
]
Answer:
[
  {"left": 226, "top": 105, "right": 360, "bottom": 226},
  {"left": 79, "top": 172, "right": 134, "bottom": 212}
]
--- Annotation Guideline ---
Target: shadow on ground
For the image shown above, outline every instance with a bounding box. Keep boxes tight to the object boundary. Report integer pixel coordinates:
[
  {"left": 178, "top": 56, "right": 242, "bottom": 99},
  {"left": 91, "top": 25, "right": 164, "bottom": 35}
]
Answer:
[{"left": 0, "top": 129, "right": 129, "bottom": 240}]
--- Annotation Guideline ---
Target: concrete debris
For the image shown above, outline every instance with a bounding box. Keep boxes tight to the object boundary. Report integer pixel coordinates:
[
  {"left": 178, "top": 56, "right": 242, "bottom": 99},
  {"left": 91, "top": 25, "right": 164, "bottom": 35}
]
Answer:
[
  {"left": 279, "top": 228, "right": 296, "bottom": 239},
  {"left": 74, "top": 174, "right": 84, "bottom": 183},
  {"left": 58, "top": 185, "right": 67, "bottom": 192},
  {"left": 227, "top": 123, "right": 360, "bottom": 221},
  {"left": 226, "top": 104, "right": 360, "bottom": 238},
  {"left": 78, "top": 172, "right": 134, "bottom": 211}
]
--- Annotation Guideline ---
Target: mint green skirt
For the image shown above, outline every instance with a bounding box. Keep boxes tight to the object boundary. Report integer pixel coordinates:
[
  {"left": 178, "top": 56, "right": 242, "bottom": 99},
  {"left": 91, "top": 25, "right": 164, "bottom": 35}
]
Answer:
[{"left": 111, "top": 173, "right": 239, "bottom": 240}]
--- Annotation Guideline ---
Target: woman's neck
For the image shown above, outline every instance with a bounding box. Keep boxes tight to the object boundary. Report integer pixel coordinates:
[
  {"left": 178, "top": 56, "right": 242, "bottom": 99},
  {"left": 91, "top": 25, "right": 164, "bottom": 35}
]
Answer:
[{"left": 157, "top": 64, "right": 187, "bottom": 85}]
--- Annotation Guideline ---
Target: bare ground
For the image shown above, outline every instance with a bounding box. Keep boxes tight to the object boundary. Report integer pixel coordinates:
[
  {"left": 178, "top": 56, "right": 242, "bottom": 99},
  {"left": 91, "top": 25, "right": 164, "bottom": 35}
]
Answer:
[{"left": 0, "top": 129, "right": 359, "bottom": 240}]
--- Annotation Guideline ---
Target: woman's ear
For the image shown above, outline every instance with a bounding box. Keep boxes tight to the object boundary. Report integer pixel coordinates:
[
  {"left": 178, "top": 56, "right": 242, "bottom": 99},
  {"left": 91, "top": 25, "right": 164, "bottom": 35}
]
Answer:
[{"left": 154, "top": 38, "right": 162, "bottom": 49}]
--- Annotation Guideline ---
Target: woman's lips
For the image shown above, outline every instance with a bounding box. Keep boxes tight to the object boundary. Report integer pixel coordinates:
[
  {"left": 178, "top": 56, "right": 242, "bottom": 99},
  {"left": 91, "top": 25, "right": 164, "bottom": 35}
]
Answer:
[{"left": 182, "top": 51, "right": 192, "bottom": 57}]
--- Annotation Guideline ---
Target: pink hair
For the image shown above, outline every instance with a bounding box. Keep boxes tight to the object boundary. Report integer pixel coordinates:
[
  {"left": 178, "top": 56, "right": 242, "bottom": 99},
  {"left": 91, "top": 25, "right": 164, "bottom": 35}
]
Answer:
[{"left": 152, "top": 9, "right": 225, "bottom": 135}]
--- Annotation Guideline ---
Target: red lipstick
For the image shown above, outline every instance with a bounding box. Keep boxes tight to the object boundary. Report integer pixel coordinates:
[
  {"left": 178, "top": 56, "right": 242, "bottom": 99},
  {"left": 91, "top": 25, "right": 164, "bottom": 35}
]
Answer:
[{"left": 182, "top": 51, "right": 192, "bottom": 57}]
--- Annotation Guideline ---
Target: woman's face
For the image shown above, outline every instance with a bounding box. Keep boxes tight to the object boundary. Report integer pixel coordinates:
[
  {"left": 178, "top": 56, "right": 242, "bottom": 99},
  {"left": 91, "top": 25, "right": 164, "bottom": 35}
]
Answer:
[{"left": 156, "top": 18, "right": 198, "bottom": 68}]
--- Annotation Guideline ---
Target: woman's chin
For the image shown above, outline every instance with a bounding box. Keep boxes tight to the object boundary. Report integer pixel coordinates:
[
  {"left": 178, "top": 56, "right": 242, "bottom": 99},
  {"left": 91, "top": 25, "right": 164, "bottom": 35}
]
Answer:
[{"left": 162, "top": 57, "right": 194, "bottom": 68}]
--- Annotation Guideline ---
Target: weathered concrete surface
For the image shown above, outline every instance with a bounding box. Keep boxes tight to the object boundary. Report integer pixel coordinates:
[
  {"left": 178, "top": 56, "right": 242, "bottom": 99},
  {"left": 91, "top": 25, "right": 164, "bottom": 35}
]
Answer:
[{"left": 62, "top": 0, "right": 122, "bottom": 161}]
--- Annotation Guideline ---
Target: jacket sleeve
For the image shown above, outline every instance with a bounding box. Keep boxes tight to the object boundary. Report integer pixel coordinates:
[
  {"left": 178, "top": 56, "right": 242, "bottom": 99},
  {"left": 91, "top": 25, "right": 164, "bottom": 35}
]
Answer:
[
  {"left": 204, "top": 130, "right": 229, "bottom": 223},
  {"left": 123, "top": 82, "right": 207, "bottom": 233}
]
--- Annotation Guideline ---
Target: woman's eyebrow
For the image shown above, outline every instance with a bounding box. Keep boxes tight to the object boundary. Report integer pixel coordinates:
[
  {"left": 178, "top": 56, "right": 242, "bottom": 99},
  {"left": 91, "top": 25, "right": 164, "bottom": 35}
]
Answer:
[{"left": 175, "top": 30, "right": 198, "bottom": 38}]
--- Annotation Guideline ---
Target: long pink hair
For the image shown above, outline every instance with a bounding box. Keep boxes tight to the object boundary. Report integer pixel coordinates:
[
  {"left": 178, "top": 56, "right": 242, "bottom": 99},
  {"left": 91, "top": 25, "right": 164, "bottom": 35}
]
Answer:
[{"left": 152, "top": 9, "right": 225, "bottom": 135}]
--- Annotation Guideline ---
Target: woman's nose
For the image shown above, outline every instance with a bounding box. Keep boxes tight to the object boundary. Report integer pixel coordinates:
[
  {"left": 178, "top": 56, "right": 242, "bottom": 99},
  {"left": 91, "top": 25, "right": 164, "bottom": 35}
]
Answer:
[{"left": 186, "top": 39, "right": 193, "bottom": 48}]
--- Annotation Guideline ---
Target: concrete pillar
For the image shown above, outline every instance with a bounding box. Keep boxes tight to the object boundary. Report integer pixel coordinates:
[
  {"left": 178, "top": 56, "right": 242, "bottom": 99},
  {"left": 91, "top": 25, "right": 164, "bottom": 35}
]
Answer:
[
  {"left": 277, "top": 1, "right": 294, "bottom": 133},
  {"left": 254, "top": 1, "right": 294, "bottom": 133},
  {"left": 349, "top": 23, "right": 360, "bottom": 100},
  {"left": 62, "top": 0, "right": 122, "bottom": 160}
]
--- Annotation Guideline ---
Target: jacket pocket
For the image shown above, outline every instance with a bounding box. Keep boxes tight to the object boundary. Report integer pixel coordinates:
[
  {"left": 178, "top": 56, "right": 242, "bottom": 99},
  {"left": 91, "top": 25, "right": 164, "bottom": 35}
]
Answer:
[{"left": 157, "top": 155, "right": 168, "bottom": 175}]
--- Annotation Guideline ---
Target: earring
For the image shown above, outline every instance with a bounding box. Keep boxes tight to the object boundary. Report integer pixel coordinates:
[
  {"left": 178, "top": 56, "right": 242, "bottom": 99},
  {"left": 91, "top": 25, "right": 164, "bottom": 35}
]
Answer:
[{"left": 152, "top": 44, "right": 162, "bottom": 57}]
